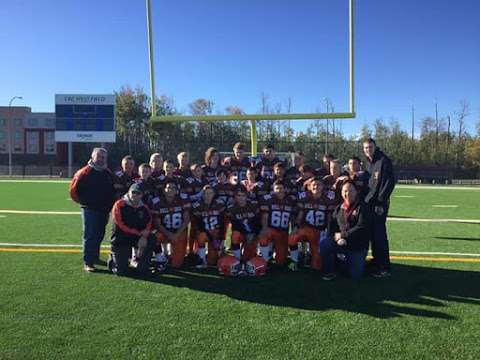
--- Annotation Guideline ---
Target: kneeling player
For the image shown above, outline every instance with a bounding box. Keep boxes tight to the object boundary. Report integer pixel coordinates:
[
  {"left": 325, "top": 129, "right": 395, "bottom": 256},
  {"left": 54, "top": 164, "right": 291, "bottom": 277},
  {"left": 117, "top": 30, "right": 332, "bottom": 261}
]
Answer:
[
  {"left": 258, "top": 180, "right": 296, "bottom": 266},
  {"left": 191, "top": 185, "right": 226, "bottom": 268},
  {"left": 152, "top": 182, "right": 191, "bottom": 269},
  {"left": 109, "top": 183, "right": 156, "bottom": 275},
  {"left": 288, "top": 177, "right": 333, "bottom": 271},
  {"left": 226, "top": 187, "right": 261, "bottom": 261}
]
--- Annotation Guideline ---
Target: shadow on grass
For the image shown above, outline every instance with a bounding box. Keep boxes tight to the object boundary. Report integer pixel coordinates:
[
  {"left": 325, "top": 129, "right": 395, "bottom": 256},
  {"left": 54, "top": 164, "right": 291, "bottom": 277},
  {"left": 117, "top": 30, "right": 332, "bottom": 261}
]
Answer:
[
  {"left": 434, "top": 236, "right": 480, "bottom": 241},
  {"left": 120, "top": 263, "right": 480, "bottom": 320}
]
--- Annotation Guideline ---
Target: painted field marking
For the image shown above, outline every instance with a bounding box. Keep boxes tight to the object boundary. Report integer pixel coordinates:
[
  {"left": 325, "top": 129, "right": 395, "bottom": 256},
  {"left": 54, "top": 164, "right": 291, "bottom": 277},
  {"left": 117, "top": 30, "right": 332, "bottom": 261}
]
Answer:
[
  {"left": 1, "top": 247, "right": 479, "bottom": 263},
  {"left": 0, "top": 215, "right": 6, "bottom": 218},
  {"left": 396, "top": 185, "right": 480, "bottom": 191},
  {"left": 0, "top": 210, "right": 80, "bottom": 215},
  {"left": 387, "top": 217, "right": 480, "bottom": 224},
  {"left": 0, "top": 179, "right": 70, "bottom": 183},
  {"left": 432, "top": 205, "right": 459, "bottom": 208},
  {"left": 394, "top": 195, "right": 415, "bottom": 198},
  {"left": 2, "top": 243, "right": 480, "bottom": 258}
]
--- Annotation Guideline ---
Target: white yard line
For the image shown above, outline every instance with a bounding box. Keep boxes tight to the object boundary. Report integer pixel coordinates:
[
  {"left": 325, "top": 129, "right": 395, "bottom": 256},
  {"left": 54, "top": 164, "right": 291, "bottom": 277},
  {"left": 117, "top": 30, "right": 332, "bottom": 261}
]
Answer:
[
  {"left": 394, "top": 195, "right": 415, "bottom": 198},
  {"left": 396, "top": 185, "right": 480, "bottom": 190},
  {"left": 0, "top": 210, "right": 80, "bottom": 215},
  {"left": 388, "top": 217, "right": 480, "bottom": 224},
  {"left": 432, "top": 205, "right": 459, "bottom": 208},
  {"left": 389, "top": 251, "right": 480, "bottom": 257},
  {"left": 0, "top": 179, "right": 70, "bottom": 183}
]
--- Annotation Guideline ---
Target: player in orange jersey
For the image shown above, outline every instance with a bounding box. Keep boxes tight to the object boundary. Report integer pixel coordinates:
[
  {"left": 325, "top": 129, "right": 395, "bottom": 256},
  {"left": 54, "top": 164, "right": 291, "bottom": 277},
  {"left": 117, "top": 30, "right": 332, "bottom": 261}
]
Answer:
[
  {"left": 191, "top": 185, "right": 227, "bottom": 268},
  {"left": 151, "top": 181, "right": 191, "bottom": 269},
  {"left": 226, "top": 187, "right": 261, "bottom": 261},
  {"left": 258, "top": 180, "right": 296, "bottom": 266},
  {"left": 288, "top": 177, "right": 336, "bottom": 271}
]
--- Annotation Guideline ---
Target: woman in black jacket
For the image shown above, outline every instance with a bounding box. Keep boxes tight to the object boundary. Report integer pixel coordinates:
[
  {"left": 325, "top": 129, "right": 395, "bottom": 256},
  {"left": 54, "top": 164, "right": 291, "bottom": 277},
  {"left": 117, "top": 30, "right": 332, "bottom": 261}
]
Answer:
[{"left": 320, "top": 180, "right": 371, "bottom": 280}]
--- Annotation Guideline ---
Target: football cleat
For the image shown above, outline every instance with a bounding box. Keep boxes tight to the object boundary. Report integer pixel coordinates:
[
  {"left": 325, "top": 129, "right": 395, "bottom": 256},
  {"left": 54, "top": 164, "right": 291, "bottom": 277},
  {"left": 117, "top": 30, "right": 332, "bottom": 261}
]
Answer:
[
  {"left": 217, "top": 255, "right": 242, "bottom": 276},
  {"left": 245, "top": 256, "right": 267, "bottom": 276}
]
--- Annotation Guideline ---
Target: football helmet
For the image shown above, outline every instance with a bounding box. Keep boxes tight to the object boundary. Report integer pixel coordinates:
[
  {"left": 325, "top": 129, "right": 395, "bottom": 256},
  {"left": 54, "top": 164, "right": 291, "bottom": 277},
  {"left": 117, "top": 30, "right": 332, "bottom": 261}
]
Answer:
[
  {"left": 245, "top": 256, "right": 267, "bottom": 276},
  {"left": 217, "top": 255, "right": 242, "bottom": 276}
]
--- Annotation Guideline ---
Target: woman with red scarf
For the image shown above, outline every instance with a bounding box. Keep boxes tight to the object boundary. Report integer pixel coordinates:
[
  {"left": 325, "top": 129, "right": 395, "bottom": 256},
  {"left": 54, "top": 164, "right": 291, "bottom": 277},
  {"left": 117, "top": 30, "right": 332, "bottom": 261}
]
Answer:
[{"left": 320, "top": 181, "right": 371, "bottom": 280}]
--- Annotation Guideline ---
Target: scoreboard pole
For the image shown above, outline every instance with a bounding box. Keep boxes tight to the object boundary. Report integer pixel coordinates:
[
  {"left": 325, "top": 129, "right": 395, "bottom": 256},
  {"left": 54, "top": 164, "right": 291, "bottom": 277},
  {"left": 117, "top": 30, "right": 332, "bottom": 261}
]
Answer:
[{"left": 68, "top": 142, "right": 73, "bottom": 178}]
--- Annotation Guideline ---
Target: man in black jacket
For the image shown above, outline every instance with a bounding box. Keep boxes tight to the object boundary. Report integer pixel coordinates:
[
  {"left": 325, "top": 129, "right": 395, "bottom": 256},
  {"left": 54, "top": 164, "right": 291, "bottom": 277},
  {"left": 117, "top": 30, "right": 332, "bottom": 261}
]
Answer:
[
  {"left": 109, "top": 183, "right": 156, "bottom": 276},
  {"left": 70, "top": 148, "right": 116, "bottom": 272},
  {"left": 363, "top": 138, "right": 396, "bottom": 277}
]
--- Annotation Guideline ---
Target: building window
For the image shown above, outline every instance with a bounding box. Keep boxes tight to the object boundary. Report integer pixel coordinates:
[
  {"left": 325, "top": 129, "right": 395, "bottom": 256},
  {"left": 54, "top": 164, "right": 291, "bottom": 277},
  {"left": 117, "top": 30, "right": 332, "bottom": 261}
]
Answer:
[
  {"left": 27, "top": 118, "right": 38, "bottom": 127},
  {"left": 0, "top": 130, "right": 6, "bottom": 153},
  {"left": 14, "top": 118, "right": 23, "bottom": 128},
  {"left": 26, "top": 131, "right": 39, "bottom": 154},
  {"left": 44, "top": 131, "right": 56, "bottom": 154},
  {"left": 45, "top": 118, "right": 55, "bottom": 128},
  {"left": 0, "top": 118, "right": 6, "bottom": 127},
  {"left": 13, "top": 131, "right": 23, "bottom": 153}
]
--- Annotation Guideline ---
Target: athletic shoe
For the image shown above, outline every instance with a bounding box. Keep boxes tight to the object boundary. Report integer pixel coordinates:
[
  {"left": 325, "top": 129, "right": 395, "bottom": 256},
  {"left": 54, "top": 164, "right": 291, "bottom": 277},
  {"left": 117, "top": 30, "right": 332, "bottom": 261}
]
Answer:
[
  {"left": 372, "top": 270, "right": 391, "bottom": 278},
  {"left": 95, "top": 259, "right": 107, "bottom": 267},
  {"left": 83, "top": 264, "right": 95, "bottom": 273},
  {"left": 322, "top": 273, "right": 337, "bottom": 281}
]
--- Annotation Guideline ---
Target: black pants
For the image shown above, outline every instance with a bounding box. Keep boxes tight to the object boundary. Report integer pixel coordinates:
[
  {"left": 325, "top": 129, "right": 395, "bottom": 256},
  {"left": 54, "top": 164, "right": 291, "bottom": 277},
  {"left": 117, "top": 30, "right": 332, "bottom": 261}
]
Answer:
[
  {"left": 110, "top": 235, "right": 155, "bottom": 275},
  {"left": 370, "top": 204, "right": 391, "bottom": 270}
]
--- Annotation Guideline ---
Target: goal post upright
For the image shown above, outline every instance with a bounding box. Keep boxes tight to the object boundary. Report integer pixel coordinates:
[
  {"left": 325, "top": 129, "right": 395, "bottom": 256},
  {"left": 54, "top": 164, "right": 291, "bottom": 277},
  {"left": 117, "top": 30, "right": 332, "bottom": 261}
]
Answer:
[{"left": 147, "top": 0, "right": 356, "bottom": 156}]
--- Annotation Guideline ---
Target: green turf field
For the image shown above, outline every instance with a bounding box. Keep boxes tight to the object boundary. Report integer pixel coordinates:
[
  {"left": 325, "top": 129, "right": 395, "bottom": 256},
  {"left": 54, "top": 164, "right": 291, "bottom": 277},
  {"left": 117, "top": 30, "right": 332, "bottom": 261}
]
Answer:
[{"left": 1, "top": 180, "right": 479, "bottom": 360}]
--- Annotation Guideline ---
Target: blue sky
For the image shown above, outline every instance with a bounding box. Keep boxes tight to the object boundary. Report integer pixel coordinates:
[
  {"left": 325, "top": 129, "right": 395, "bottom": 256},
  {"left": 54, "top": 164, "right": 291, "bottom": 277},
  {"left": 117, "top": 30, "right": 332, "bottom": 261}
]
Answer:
[{"left": 1, "top": 0, "right": 479, "bottom": 136}]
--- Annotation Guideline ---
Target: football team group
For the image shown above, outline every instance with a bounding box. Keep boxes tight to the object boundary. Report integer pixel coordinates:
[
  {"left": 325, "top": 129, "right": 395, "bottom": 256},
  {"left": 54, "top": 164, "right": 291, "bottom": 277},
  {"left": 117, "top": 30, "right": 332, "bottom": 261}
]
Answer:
[{"left": 69, "top": 138, "right": 395, "bottom": 280}]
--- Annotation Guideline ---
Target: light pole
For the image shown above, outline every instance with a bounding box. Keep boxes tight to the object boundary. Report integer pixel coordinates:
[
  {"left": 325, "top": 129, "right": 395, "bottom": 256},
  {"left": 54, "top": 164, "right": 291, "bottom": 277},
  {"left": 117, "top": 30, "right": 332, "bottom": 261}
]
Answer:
[{"left": 8, "top": 96, "right": 23, "bottom": 177}]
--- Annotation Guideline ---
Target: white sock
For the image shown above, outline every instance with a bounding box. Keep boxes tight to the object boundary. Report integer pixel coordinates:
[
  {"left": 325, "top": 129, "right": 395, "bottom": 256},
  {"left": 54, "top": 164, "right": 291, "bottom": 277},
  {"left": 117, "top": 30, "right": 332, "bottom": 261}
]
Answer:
[
  {"left": 161, "top": 243, "right": 168, "bottom": 256},
  {"left": 198, "top": 247, "right": 206, "bottom": 261},
  {"left": 260, "top": 246, "right": 271, "bottom": 262},
  {"left": 290, "top": 249, "right": 299, "bottom": 263},
  {"left": 233, "top": 249, "right": 241, "bottom": 260}
]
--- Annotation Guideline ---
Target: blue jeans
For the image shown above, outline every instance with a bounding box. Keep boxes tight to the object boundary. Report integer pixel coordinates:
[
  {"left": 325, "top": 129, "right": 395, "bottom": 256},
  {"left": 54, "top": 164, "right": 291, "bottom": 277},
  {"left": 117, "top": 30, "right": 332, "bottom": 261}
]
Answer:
[
  {"left": 81, "top": 208, "right": 110, "bottom": 265},
  {"left": 320, "top": 235, "right": 367, "bottom": 279}
]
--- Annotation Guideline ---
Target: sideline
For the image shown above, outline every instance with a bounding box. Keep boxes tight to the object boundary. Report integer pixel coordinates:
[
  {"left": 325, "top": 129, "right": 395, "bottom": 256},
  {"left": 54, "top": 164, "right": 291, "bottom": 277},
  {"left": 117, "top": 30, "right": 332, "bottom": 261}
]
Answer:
[{"left": 0, "top": 210, "right": 80, "bottom": 215}]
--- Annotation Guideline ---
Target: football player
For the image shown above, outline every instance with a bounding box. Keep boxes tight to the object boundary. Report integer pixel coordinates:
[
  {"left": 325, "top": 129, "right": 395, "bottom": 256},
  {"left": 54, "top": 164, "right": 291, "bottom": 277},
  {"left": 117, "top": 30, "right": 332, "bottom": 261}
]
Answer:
[
  {"left": 254, "top": 144, "right": 283, "bottom": 181},
  {"left": 202, "top": 147, "right": 224, "bottom": 185},
  {"left": 113, "top": 155, "right": 139, "bottom": 198},
  {"left": 151, "top": 181, "right": 191, "bottom": 269},
  {"left": 175, "top": 151, "right": 192, "bottom": 178},
  {"left": 241, "top": 167, "right": 270, "bottom": 202},
  {"left": 134, "top": 163, "right": 158, "bottom": 208},
  {"left": 258, "top": 180, "right": 296, "bottom": 266},
  {"left": 191, "top": 185, "right": 227, "bottom": 268},
  {"left": 149, "top": 153, "right": 164, "bottom": 179},
  {"left": 222, "top": 142, "right": 251, "bottom": 184},
  {"left": 347, "top": 156, "right": 370, "bottom": 199},
  {"left": 288, "top": 177, "right": 335, "bottom": 271},
  {"left": 226, "top": 187, "right": 261, "bottom": 261}
]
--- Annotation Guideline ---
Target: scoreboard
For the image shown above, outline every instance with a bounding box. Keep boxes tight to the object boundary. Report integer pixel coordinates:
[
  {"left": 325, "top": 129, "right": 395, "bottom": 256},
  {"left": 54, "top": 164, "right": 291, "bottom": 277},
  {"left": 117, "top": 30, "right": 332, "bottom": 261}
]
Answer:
[{"left": 55, "top": 94, "right": 116, "bottom": 143}]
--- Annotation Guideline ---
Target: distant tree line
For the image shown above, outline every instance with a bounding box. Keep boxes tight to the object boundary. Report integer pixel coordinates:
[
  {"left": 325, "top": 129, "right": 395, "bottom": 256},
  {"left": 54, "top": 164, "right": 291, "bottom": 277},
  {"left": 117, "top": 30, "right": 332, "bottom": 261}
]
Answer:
[{"left": 96, "top": 85, "right": 479, "bottom": 177}]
